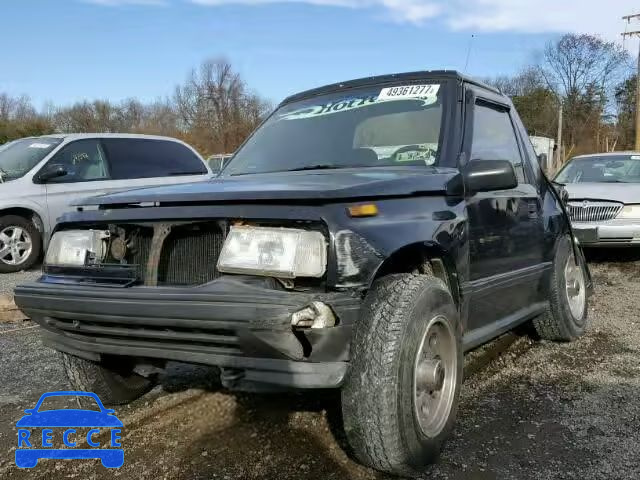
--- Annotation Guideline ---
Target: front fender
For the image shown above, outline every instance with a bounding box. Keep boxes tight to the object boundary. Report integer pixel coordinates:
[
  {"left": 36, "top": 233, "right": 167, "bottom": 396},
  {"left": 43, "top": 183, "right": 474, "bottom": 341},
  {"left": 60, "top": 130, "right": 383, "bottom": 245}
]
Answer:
[{"left": 325, "top": 196, "right": 468, "bottom": 289}]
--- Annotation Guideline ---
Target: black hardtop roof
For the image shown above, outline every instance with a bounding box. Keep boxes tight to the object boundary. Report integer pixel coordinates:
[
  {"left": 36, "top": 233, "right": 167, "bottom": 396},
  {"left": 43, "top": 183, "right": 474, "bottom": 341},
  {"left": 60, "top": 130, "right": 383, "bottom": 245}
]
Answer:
[{"left": 280, "top": 70, "right": 500, "bottom": 106}]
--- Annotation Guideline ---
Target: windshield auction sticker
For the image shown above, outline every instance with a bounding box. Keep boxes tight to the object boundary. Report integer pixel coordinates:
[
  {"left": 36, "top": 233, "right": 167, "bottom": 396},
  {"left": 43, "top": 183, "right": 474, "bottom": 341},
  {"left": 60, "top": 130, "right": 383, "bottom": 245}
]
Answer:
[
  {"left": 377, "top": 84, "right": 440, "bottom": 102},
  {"left": 15, "top": 391, "right": 124, "bottom": 469},
  {"left": 278, "top": 84, "right": 440, "bottom": 122},
  {"left": 28, "top": 143, "right": 54, "bottom": 149}
]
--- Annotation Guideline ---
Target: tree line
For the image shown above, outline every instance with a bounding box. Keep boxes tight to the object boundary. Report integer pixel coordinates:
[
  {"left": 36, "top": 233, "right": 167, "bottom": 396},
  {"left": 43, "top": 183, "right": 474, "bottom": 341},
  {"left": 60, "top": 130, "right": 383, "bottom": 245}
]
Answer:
[
  {"left": 0, "top": 59, "right": 270, "bottom": 157},
  {"left": 1, "top": 35, "right": 637, "bottom": 164},
  {"left": 485, "top": 34, "right": 633, "bottom": 167}
]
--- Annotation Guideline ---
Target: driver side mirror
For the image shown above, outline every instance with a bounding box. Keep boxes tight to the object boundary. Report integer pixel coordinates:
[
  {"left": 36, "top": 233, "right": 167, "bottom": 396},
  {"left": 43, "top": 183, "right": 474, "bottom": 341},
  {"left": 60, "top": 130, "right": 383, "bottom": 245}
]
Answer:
[
  {"left": 465, "top": 159, "right": 518, "bottom": 193},
  {"left": 36, "top": 163, "right": 68, "bottom": 183}
]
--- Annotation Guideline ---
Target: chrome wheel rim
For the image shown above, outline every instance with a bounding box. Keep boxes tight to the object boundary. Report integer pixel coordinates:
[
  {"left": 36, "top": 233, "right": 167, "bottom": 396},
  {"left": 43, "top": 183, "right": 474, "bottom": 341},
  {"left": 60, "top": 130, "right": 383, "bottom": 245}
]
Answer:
[
  {"left": 413, "top": 315, "right": 457, "bottom": 438},
  {"left": 0, "top": 226, "right": 32, "bottom": 266},
  {"left": 564, "top": 252, "right": 586, "bottom": 319}
]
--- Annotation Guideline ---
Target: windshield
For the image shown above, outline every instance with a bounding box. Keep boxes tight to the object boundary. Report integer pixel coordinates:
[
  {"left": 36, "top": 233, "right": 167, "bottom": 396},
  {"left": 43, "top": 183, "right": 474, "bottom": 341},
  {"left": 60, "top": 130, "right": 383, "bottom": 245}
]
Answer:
[
  {"left": 224, "top": 82, "right": 445, "bottom": 176},
  {"left": 555, "top": 155, "right": 640, "bottom": 183},
  {"left": 0, "top": 137, "right": 62, "bottom": 181}
]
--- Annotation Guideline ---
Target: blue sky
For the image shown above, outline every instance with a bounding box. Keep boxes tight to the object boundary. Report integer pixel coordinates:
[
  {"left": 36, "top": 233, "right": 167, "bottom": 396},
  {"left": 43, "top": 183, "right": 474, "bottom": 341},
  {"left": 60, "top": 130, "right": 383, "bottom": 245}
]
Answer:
[{"left": 0, "top": 0, "right": 636, "bottom": 108}]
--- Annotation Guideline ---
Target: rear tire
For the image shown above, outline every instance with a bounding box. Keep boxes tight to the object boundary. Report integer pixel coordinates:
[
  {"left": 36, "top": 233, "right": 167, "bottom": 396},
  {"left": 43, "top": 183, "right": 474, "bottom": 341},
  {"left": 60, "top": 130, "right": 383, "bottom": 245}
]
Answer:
[
  {"left": 61, "top": 353, "right": 154, "bottom": 406},
  {"left": 0, "top": 215, "right": 41, "bottom": 273},
  {"left": 533, "top": 236, "right": 589, "bottom": 341},
  {"left": 342, "top": 274, "right": 462, "bottom": 477}
]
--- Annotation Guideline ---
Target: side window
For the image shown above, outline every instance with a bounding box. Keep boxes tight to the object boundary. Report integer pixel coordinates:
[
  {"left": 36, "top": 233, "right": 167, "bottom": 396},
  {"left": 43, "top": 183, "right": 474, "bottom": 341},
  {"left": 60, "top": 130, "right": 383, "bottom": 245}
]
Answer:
[
  {"left": 101, "top": 139, "right": 207, "bottom": 180},
  {"left": 47, "top": 140, "right": 109, "bottom": 183},
  {"left": 513, "top": 113, "right": 542, "bottom": 182},
  {"left": 471, "top": 102, "right": 526, "bottom": 183}
]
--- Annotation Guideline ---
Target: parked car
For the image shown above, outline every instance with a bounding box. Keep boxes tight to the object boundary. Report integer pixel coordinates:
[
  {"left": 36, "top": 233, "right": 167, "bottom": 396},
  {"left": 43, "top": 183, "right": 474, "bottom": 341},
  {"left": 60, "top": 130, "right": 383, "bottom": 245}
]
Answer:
[
  {"left": 15, "top": 71, "right": 591, "bottom": 477},
  {"left": 555, "top": 152, "right": 640, "bottom": 247},
  {"left": 0, "top": 133, "right": 211, "bottom": 272},
  {"left": 207, "top": 153, "right": 233, "bottom": 173}
]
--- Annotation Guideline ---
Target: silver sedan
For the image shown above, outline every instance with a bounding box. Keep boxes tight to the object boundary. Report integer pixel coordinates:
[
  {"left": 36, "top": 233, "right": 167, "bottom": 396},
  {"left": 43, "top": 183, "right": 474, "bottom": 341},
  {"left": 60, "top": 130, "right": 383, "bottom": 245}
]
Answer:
[{"left": 556, "top": 152, "right": 640, "bottom": 247}]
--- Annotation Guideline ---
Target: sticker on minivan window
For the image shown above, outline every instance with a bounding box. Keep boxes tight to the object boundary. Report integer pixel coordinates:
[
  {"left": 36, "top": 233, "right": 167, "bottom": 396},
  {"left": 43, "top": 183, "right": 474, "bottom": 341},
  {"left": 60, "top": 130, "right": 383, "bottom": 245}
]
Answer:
[{"left": 28, "top": 143, "right": 53, "bottom": 149}]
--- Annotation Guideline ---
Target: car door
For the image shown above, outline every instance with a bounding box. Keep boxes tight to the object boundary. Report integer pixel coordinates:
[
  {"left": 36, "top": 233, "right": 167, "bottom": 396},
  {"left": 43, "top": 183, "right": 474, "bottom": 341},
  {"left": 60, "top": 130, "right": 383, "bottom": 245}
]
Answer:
[
  {"left": 464, "top": 90, "right": 545, "bottom": 335},
  {"left": 43, "top": 138, "right": 209, "bottom": 229},
  {"left": 41, "top": 139, "right": 115, "bottom": 230}
]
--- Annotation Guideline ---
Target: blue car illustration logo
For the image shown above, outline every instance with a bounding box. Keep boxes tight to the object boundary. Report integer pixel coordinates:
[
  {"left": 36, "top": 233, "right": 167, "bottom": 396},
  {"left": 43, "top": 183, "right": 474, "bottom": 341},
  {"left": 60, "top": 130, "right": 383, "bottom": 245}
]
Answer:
[{"left": 15, "top": 391, "right": 123, "bottom": 468}]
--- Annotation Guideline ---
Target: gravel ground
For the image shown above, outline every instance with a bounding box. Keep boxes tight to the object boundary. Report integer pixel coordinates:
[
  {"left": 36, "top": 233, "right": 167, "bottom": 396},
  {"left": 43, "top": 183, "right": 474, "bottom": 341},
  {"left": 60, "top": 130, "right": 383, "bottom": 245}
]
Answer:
[
  {"left": 0, "top": 269, "right": 40, "bottom": 295},
  {"left": 0, "top": 253, "right": 639, "bottom": 479}
]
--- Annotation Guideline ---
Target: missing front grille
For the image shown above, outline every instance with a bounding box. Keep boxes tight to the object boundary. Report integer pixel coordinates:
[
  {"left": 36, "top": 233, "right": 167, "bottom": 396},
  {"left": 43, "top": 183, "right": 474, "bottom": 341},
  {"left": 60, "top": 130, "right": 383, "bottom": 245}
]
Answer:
[
  {"left": 103, "top": 222, "right": 224, "bottom": 286},
  {"left": 157, "top": 223, "right": 224, "bottom": 286}
]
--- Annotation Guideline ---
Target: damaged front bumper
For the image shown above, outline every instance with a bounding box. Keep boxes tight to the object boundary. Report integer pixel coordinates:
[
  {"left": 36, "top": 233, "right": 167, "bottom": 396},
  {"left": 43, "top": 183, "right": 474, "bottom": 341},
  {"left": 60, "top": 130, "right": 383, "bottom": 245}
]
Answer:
[{"left": 14, "top": 276, "right": 361, "bottom": 389}]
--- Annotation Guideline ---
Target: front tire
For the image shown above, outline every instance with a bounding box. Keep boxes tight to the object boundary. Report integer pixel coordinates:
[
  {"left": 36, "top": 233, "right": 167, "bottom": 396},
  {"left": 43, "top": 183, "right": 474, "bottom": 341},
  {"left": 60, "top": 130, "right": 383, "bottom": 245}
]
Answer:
[
  {"left": 0, "top": 215, "right": 41, "bottom": 273},
  {"left": 533, "top": 236, "right": 589, "bottom": 341},
  {"left": 342, "top": 274, "right": 462, "bottom": 477},
  {"left": 61, "top": 353, "right": 154, "bottom": 406}
]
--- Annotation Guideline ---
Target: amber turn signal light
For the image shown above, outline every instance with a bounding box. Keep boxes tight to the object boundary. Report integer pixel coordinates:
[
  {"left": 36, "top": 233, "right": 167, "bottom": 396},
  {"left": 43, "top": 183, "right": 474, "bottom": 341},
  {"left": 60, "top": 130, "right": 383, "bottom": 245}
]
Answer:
[{"left": 347, "top": 204, "right": 378, "bottom": 217}]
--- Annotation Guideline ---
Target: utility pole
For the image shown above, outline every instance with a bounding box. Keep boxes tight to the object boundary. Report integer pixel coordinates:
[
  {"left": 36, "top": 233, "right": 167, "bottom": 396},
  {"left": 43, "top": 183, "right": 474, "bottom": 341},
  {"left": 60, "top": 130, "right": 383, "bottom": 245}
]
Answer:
[
  {"left": 622, "top": 14, "right": 640, "bottom": 150},
  {"left": 556, "top": 102, "right": 563, "bottom": 170}
]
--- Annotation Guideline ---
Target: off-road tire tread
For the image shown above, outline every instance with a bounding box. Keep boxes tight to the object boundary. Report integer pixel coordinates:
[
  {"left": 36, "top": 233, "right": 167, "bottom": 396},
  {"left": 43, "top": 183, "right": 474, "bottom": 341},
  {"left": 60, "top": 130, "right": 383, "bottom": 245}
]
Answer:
[
  {"left": 533, "top": 236, "right": 588, "bottom": 341},
  {"left": 342, "top": 273, "right": 457, "bottom": 477},
  {"left": 61, "top": 352, "right": 153, "bottom": 406}
]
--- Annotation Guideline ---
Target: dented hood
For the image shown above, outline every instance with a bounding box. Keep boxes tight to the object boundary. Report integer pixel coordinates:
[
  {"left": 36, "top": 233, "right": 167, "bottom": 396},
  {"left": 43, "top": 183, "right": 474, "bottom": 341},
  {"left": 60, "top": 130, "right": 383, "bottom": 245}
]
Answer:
[{"left": 76, "top": 167, "right": 460, "bottom": 206}]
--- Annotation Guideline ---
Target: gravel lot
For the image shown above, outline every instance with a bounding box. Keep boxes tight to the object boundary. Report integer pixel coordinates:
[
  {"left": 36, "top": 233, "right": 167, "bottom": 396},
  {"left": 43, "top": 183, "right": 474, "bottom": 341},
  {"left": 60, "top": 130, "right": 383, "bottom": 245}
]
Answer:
[
  {"left": 0, "top": 269, "right": 40, "bottom": 296},
  {"left": 1, "top": 253, "right": 639, "bottom": 479}
]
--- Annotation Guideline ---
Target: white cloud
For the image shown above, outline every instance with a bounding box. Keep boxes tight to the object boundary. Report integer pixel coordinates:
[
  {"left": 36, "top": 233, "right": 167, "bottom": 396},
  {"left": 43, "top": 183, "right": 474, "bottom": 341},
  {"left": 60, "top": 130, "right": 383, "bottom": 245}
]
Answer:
[
  {"left": 85, "top": 0, "right": 640, "bottom": 43},
  {"left": 447, "top": 0, "right": 638, "bottom": 41}
]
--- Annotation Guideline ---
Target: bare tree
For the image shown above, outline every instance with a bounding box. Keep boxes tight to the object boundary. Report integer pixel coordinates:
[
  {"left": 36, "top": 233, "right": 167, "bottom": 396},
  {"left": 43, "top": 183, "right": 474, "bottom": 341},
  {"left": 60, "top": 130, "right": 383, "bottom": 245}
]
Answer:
[
  {"left": 541, "top": 34, "right": 630, "bottom": 99},
  {"left": 0, "top": 94, "right": 53, "bottom": 143},
  {"left": 538, "top": 34, "right": 630, "bottom": 155},
  {"left": 174, "top": 58, "right": 270, "bottom": 155}
]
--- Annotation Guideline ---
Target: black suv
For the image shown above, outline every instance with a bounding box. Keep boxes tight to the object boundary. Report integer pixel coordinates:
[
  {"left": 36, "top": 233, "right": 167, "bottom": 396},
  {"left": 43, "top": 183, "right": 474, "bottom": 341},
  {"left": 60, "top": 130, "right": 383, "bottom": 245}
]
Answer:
[{"left": 15, "top": 71, "right": 591, "bottom": 477}]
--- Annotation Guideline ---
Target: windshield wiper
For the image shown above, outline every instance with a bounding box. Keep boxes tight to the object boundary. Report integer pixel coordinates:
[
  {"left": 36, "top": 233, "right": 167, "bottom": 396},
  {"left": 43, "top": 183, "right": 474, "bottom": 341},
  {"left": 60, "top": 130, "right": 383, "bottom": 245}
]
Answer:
[
  {"left": 229, "top": 164, "right": 361, "bottom": 176},
  {"left": 286, "top": 164, "right": 349, "bottom": 172},
  {"left": 168, "top": 170, "right": 206, "bottom": 176},
  {"left": 0, "top": 168, "right": 7, "bottom": 183}
]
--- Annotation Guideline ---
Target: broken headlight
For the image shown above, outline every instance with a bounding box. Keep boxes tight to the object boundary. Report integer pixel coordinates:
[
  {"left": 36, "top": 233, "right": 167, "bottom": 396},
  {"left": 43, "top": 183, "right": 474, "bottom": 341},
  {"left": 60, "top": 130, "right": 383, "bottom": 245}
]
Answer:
[
  {"left": 45, "top": 230, "right": 109, "bottom": 267},
  {"left": 217, "top": 226, "right": 326, "bottom": 278}
]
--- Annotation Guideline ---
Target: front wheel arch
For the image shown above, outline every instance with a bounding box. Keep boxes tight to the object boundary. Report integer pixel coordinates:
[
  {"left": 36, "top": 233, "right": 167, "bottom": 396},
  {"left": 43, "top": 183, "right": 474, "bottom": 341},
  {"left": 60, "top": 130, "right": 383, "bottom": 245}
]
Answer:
[{"left": 371, "top": 242, "right": 461, "bottom": 306}]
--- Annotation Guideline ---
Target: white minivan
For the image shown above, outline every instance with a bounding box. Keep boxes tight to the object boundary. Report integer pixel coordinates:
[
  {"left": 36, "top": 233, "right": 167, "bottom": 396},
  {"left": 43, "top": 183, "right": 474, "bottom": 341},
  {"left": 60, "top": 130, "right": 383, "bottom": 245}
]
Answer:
[{"left": 0, "top": 133, "right": 211, "bottom": 272}]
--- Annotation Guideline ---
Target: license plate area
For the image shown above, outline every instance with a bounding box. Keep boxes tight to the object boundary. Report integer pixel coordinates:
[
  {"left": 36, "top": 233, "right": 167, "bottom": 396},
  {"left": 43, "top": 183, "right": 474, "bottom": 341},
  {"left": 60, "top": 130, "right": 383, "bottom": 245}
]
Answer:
[{"left": 575, "top": 227, "right": 598, "bottom": 243}]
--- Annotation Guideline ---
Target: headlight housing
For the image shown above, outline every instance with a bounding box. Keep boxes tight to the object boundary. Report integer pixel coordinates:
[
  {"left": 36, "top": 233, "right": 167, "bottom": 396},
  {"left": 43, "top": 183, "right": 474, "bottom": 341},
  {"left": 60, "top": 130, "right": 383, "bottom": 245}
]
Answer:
[
  {"left": 45, "top": 230, "right": 109, "bottom": 267},
  {"left": 217, "top": 226, "right": 326, "bottom": 278},
  {"left": 617, "top": 204, "right": 640, "bottom": 219}
]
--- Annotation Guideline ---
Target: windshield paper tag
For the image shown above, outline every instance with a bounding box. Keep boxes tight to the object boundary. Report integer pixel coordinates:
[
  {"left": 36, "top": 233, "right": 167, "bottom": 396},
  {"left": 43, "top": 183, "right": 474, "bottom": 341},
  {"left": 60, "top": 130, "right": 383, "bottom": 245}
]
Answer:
[
  {"left": 278, "top": 84, "right": 440, "bottom": 122},
  {"left": 378, "top": 84, "right": 440, "bottom": 102},
  {"left": 28, "top": 143, "right": 52, "bottom": 149}
]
